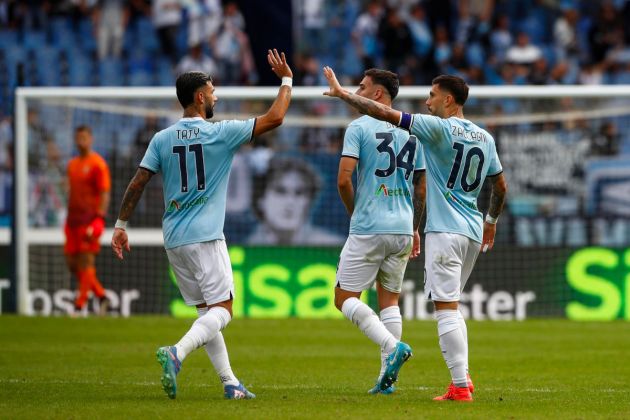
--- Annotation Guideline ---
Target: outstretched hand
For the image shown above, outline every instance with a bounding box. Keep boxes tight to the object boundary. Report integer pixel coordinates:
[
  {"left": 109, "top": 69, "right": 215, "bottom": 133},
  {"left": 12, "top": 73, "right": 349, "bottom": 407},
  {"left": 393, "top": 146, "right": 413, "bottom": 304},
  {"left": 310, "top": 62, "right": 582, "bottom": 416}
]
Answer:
[
  {"left": 267, "top": 49, "right": 292, "bottom": 79},
  {"left": 322, "top": 66, "right": 345, "bottom": 98},
  {"left": 111, "top": 228, "right": 131, "bottom": 260}
]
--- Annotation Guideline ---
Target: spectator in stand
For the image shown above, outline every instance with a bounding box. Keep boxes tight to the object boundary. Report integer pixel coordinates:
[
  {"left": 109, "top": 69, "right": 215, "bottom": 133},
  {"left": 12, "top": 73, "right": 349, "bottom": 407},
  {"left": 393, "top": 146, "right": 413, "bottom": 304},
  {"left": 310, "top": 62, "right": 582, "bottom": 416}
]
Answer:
[
  {"left": 406, "top": 4, "right": 433, "bottom": 59},
  {"left": 579, "top": 60, "right": 605, "bottom": 85},
  {"left": 528, "top": 57, "right": 550, "bottom": 85},
  {"left": 505, "top": 32, "right": 542, "bottom": 66},
  {"left": 488, "top": 14, "right": 512, "bottom": 64},
  {"left": 152, "top": 0, "right": 181, "bottom": 64},
  {"left": 553, "top": 5, "right": 580, "bottom": 62},
  {"left": 211, "top": 2, "right": 255, "bottom": 85},
  {"left": 93, "top": 0, "right": 130, "bottom": 60},
  {"left": 378, "top": 8, "right": 413, "bottom": 74},
  {"left": 433, "top": 25, "right": 452, "bottom": 72},
  {"left": 589, "top": 1, "right": 624, "bottom": 63},
  {"left": 186, "top": 0, "right": 221, "bottom": 48},
  {"left": 175, "top": 43, "right": 218, "bottom": 78},
  {"left": 352, "top": 1, "right": 383, "bottom": 71},
  {"left": 591, "top": 121, "right": 620, "bottom": 156}
]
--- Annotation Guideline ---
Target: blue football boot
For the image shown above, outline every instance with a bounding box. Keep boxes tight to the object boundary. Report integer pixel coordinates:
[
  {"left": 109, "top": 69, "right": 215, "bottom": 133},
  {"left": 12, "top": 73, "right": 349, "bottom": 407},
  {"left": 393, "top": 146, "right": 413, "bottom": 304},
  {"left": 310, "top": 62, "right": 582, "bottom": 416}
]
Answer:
[
  {"left": 224, "top": 382, "right": 256, "bottom": 400},
  {"left": 378, "top": 342, "right": 412, "bottom": 391},
  {"left": 156, "top": 346, "right": 181, "bottom": 399}
]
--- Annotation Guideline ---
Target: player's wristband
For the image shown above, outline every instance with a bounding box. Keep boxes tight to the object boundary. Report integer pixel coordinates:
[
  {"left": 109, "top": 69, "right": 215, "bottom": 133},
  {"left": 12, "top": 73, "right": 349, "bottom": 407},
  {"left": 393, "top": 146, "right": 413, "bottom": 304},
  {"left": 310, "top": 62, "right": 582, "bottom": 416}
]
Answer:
[
  {"left": 114, "top": 219, "right": 128, "bottom": 230},
  {"left": 281, "top": 77, "right": 292, "bottom": 88},
  {"left": 485, "top": 214, "right": 498, "bottom": 225}
]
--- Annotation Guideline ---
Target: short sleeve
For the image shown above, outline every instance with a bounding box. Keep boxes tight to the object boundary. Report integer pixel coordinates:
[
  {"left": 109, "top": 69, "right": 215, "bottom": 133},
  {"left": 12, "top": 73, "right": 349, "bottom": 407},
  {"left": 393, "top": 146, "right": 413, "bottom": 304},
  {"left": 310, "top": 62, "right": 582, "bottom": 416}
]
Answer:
[
  {"left": 220, "top": 118, "right": 256, "bottom": 151},
  {"left": 96, "top": 158, "right": 111, "bottom": 192},
  {"left": 487, "top": 141, "right": 503, "bottom": 176},
  {"left": 140, "top": 134, "right": 161, "bottom": 174},
  {"left": 409, "top": 114, "right": 447, "bottom": 146},
  {"left": 414, "top": 138, "right": 425, "bottom": 171},
  {"left": 342, "top": 124, "right": 362, "bottom": 159}
]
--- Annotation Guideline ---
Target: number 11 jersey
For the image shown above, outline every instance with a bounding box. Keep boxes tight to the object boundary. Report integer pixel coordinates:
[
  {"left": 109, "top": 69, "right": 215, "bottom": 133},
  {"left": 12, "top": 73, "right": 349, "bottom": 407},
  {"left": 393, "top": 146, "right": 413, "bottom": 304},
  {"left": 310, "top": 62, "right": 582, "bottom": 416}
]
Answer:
[
  {"left": 140, "top": 117, "right": 255, "bottom": 249},
  {"left": 400, "top": 114, "right": 502, "bottom": 243},
  {"left": 342, "top": 115, "right": 425, "bottom": 236}
]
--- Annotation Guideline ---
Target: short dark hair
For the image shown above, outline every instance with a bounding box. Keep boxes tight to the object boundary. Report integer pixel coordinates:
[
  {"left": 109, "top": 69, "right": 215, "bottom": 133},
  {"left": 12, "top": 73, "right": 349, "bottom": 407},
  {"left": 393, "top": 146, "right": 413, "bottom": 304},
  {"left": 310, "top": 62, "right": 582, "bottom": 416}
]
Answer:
[
  {"left": 175, "top": 71, "right": 213, "bottom": 108},
  {"left": 364, "top": 68, "right": 400, "bottom": 100},
  {"left": 432, "top": 75, "right": 469, "bottom": 105},
  {"left": 75, "top": 125, "right": 92, "bottom": 134}
]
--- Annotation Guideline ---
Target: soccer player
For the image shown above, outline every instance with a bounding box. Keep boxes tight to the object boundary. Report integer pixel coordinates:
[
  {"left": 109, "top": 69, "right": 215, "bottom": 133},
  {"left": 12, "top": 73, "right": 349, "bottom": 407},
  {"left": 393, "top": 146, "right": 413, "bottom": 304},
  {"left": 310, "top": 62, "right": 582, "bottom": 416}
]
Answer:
[
  {"left": 65, "top": 125, "right": 111, "bottom": 315},
  {"left": 323, "top": 67, "right": 508, "bottom": 402},
  {"left": 335, "top": 68, "right": 425, "bottom": 394},
  {"left": 111, "top": 49, "right": 293, "bottom": 400}
]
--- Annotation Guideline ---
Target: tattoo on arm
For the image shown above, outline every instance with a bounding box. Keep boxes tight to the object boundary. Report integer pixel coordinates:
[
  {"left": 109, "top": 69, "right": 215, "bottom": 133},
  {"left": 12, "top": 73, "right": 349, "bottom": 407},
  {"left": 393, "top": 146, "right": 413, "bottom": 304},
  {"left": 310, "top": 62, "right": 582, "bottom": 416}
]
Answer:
[
  {"left": 118, "top": 168, "right": 153, "bottom": 221},
  {"left": 488, "top": 185, "right": 506, "bottom": 219},
  {"left": 412, "top": 171, "right": 425, "bottom": 231},
  {"left": 341, "top": 92, "right": 396, "bottom": 122}
]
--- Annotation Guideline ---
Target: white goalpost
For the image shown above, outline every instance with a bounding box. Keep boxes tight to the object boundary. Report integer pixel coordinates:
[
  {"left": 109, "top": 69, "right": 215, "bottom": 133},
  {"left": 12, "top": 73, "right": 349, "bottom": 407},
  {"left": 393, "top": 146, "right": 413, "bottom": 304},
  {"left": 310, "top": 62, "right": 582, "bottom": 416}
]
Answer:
[{"left": 13, "top": 85, "right": 630, "bottom": 315}]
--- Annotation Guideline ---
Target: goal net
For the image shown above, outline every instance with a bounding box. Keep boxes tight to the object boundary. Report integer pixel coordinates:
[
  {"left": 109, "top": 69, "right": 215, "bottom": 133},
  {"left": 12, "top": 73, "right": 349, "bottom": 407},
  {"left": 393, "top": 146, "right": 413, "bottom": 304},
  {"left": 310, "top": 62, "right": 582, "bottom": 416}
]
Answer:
[{"left": 14, "top": 85, "right": 630, "bottom": 320}]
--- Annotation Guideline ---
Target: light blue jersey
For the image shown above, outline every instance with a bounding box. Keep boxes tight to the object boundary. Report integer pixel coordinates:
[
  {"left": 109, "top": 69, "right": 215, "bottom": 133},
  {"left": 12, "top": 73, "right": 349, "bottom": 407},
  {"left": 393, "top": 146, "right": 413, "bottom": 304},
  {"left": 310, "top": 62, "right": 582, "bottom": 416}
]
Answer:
[
  {"left": 342, "top": 115, "right": 425, "bottom": 235},
  {"left": 140, "top": 117, "right": 255, "bottom": 249},
  {"left": 400, "top": 113, "right": 502, "bottom": 243}
]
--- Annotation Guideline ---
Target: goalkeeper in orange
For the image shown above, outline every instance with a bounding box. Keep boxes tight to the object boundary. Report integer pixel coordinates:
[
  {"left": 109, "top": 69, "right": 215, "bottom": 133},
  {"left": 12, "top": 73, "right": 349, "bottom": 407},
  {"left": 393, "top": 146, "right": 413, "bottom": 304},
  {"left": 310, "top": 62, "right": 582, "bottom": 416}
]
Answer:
[{"left": 64, "top": 125, "right": 111, "bottom": 314}]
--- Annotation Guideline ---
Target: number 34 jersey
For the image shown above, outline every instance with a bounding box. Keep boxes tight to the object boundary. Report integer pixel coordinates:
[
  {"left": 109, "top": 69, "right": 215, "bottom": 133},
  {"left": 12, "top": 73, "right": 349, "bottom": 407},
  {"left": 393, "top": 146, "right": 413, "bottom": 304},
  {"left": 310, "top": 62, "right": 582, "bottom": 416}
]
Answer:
[
  {"left": 342, "top": 115, "right": 425, "bottom": 236},
  {"left": 402, "top": 114, "right": 502, "bottom": 243},
  {"left": 140, "top": 117, "right": 255, "bottom": 249}
]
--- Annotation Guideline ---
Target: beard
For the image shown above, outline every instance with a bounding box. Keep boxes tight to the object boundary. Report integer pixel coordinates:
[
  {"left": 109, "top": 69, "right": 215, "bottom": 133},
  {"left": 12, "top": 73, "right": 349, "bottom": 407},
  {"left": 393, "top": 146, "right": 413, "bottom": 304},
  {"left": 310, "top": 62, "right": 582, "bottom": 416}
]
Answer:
[{"left": 205, "top": 103, "right": 214, "bottom": 119}]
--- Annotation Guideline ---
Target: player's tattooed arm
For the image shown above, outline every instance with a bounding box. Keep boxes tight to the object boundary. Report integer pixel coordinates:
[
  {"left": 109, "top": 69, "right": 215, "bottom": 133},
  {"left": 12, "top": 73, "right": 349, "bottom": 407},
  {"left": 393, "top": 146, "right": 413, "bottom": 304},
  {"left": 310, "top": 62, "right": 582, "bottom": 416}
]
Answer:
[
  {"left": 323, "top": 66, "right": 401, "bottom": 126},
  {"left": 412, "top": 171, "right": 426, "bottom": 231},
  {"left": 488, "top": 173, "right": 508, "bottom": 219},
  {"left": 117, "top": 168, "right": 153, "bottom": 221}
]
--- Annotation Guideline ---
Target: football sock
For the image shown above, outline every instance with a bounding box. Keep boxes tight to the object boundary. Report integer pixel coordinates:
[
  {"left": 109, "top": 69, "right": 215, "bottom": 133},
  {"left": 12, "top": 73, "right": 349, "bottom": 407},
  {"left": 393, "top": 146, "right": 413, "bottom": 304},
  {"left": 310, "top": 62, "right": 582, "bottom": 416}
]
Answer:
[
  {"left": 456, "top": 310, "right": 469, "bottom": 374},
  {"left": 74, "top": 269, "right": 91, "bottom": 309},
  {"left": 342, "top": 297, "right": 397, "bottom": 354},
  {"left": 436, "top": 309, "right": 468, "bottom": 388},
  {"left": 379, "top": 306, "right": 402, "bottom": 378},
  {"left": 85, "top": 267, "right": 106, "bottom": 298},
  {"left": 174, "top": 306, "right": 231, "bottom": 362},
  {"left": 196, "top": 307, "right": 239, "bottom": 386}
]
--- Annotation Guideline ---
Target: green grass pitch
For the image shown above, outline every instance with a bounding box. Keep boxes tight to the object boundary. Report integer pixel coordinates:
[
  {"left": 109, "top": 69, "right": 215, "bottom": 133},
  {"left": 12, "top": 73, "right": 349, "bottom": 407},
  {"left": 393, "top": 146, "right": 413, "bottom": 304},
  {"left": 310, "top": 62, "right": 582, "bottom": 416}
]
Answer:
[{"left": 1, "top": 316, "right": 629, "bottom": 419}]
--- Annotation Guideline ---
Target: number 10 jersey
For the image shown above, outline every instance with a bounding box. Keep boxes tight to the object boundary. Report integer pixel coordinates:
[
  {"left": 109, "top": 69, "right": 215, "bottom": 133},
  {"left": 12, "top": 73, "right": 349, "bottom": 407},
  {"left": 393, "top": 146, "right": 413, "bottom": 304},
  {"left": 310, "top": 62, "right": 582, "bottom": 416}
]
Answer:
[{"left": 400, "top": 114, "right": 502, "bottom": 243}]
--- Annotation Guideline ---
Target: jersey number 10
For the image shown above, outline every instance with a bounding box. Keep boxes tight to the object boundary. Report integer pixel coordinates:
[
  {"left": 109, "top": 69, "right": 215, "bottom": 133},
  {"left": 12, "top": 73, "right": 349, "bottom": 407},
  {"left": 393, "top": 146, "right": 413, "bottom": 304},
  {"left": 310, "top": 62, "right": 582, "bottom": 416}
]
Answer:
[{"left": 447, "top": 142, "right": 484, "bottom": 192}]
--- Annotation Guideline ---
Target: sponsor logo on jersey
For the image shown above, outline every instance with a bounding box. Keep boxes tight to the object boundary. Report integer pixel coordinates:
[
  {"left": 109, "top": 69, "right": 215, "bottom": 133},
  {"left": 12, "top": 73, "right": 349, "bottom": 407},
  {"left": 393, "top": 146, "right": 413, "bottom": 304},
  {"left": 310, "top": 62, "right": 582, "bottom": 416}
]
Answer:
[
  {"left": 444, "top": 191, "right": 478, "bottom": 210},
  {"left": 166, "top": 197, "right": 208, "bottom": 212},
  {"left": 375, "top": 184, "right": 410, "bottom": 198}
]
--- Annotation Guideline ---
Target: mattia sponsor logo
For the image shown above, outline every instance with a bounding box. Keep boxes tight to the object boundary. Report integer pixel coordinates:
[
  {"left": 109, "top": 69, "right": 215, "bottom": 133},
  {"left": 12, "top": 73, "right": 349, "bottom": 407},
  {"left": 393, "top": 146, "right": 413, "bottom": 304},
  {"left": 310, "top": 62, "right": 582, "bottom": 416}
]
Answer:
[
  {"left": 375, "top": 184, "right": 410, "bottom": 197},
  {"left": 166, "top": 197, "right": 208, "bottom": 212}
]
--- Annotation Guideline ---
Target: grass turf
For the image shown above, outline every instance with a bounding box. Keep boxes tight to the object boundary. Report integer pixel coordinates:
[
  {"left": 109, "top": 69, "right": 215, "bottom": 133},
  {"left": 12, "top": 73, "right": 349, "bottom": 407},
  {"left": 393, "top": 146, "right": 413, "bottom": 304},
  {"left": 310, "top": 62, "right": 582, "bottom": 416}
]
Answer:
[{"left": 1, "top": 316, "right": 629, "bottom": 419}]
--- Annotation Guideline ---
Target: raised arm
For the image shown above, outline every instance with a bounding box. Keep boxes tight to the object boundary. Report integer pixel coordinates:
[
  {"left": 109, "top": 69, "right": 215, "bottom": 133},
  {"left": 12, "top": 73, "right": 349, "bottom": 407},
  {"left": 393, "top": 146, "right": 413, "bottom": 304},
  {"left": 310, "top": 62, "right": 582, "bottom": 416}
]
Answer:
[
  {"left": 410, "top": 170, "right": 426, "bottom": 258},
  {"left": 111, "top": 167, "right": 154, "bottom": 259},
  {"left": 482, "top": 173, "right": 508, "bottom": 253},
  {"left": 323, "top": 66, "right": 402, "bottom": 126},
  {"left": 253, "top": 49, "right": 293, "bottom": 136}
]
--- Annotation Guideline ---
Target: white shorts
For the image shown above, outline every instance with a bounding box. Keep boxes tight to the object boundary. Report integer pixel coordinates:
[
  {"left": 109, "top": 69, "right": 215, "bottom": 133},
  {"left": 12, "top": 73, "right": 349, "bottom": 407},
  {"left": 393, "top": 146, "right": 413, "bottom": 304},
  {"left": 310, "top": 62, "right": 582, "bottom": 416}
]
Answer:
[
  {"left": 166, "top": 240, "right": 234, "bottom": 306},
  {"left": 424, "top": 232, "right": 480, "bottom": 302},
  {"left": 336, "top": 234, "right": 413, "bottom": 294}
]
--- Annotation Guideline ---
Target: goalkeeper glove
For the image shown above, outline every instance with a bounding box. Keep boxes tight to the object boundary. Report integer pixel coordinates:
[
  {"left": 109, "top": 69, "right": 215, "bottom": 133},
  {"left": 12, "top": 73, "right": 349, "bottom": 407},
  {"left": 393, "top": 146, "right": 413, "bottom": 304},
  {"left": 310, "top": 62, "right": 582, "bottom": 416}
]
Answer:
[{"left": 86, "top": 215, "right": 105, "bottom": 238}]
